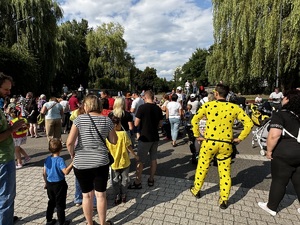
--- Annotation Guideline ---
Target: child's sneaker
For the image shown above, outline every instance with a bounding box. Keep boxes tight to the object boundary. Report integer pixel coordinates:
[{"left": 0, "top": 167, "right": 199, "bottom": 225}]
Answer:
[
  {"left": 16, "top": 164, "right": 23, "bottom": 169},
  {"left": 24, "top": 157, "right": 31, "bottom": 165}
]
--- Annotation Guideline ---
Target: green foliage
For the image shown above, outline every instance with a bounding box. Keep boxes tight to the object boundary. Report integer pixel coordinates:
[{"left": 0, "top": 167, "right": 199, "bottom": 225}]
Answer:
[
  {"left": 0, "top": 46, "right": 39, "bottom": 95},
  {"left": 208, "top": 0, "right": 300, "bottom": 93}
]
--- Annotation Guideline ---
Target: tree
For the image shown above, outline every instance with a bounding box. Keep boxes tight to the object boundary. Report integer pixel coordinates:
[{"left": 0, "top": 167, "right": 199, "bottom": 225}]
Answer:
[
  {"left": 182, "top": 48, "right": 209, "bottom": 87},
  {"left": 207, "top": 0, "right": 300, "bottom": 93},
  {"left": 136, "top": 67, "right": 158, "bottom": 91},
  {"left": 86, "top": 22, "right": 129, "bottom": 89},
  {"left": 54, "top": 19, "right": 90, "bottom": 93}
]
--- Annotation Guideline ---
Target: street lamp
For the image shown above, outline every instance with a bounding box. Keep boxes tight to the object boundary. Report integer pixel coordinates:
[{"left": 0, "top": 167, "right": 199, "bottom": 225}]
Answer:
[
  {"left": 15, "top": 16, "right": 34, "bottom": 49},
  {"left": 276, "top": 2, "right": 283, "bottom": 88}
]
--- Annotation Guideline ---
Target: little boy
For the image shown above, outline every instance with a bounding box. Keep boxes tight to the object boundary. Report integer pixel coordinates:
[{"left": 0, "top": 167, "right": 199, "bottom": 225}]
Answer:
[
  {"left": 106, "top": 116, "right": 139, "bottom": 205},
  {"left": 43, "top": 138, "right": 73, "bottom": 225}
]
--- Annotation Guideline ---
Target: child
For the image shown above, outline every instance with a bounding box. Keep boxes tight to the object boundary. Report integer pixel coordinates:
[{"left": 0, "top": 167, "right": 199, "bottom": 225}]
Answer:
[
  {"left": 9, "top": 108, "right": 31, "bottom": 169},
  {"left": 106, "top": 116, "right": 139, "bottom": 205},
  {"left": 43, "top": 138, "right": 73, "bottom": 225}
]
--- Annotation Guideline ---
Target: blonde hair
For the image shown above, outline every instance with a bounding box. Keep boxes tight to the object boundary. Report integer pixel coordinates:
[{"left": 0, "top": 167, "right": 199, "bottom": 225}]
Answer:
[
  {"left": 208, "top": 93, "right": 215, "bottom": 101},
  {"left": 84, "top": 95, "right": 102, "bottom": 113},
  {"left": 113, "top": 96, "right": 125, "bottom": 118}
]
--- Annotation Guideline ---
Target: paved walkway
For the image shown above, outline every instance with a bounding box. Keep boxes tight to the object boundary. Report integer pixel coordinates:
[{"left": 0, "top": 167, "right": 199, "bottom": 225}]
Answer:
[{"left": 14, "top": 135, "right": 300, "bottom": 225}]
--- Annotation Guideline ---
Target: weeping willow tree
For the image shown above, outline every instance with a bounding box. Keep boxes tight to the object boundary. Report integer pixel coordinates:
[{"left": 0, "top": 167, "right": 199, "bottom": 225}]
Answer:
[
  {"left": 86, "top": 22, "right": 132, "bottom": 89},
  {"left": 206, "top": 0, "right": 300, "bottom": 93},
  {"left": 0, "top": 0, "right": 63, "bottom": 95}
]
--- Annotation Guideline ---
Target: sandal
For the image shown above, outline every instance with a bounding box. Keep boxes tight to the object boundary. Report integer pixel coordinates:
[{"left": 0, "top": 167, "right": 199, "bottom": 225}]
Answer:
[
  {"left": 128, "top": 182, "right": 142, "bottom": 189},
  {"left": 148, "top": 178, "right": 154, "bottom": 187}
]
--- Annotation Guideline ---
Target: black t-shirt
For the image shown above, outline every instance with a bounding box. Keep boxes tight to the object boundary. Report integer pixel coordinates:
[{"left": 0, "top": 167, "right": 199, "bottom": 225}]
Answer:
[
  {"left": 270, "top": 110, "right": 300, "bottom": 160},
  {"left": 135, "top": 103, "right": 163, "bottom": 142}
]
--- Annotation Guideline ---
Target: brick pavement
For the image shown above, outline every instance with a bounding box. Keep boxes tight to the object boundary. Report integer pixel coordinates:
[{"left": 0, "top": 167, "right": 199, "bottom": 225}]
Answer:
[{"left": 13, "top": 134, "right": 300, "bottom": 225}]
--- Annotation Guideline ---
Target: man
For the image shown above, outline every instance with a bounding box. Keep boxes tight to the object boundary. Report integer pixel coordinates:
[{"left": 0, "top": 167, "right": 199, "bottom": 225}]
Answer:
[
  {"left": 185, "top": 80, "right": 191, "bottom": 95},
  {"left": 130, "top": 91, "right": 144, "bottom": 139},
  {"left": 187, "top": 93, "right": 199, "bottom": 115},
  {"left": 0, "top": 72, "right": 26, "bottom": 225},
  {"left": 190, "top": 84, "right": 253, "bottom": 209},
  {"left": 128, "top": 90, "right": 163, "bottom": 189},
  {"left": 176, "top": 86, "right": 183, "bottom": 106},
  {"left": 62, "top": 84, "right": 68, "bottom": 95},
  {"left": 269, "top": 87, "right": 283, "bottom": 110},
  {"left": 68, "top": 91, "right": 79, "bottom": 113},
  {"left": 192, "top": 79, "right": 198, "bottom": 94}
]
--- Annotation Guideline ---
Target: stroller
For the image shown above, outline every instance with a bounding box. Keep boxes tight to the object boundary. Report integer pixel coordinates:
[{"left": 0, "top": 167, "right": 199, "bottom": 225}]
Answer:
[
  {"left": 248, "top": 101, "right": 272, "bottom": 126},
  {"left": 251, "top": 118, "right": 271, "bottom": 156}
]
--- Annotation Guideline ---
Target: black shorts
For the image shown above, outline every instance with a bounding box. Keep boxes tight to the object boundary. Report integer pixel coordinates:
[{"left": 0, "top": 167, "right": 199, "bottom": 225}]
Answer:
[{"left": 74, "top": 165, "right": 109, "bottom": 193}]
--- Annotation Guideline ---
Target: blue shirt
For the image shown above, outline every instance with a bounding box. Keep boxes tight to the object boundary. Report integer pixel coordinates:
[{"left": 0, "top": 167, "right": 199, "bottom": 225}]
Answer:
[{"left": 44, "top": 156, "right": 66, "bottom": 182}]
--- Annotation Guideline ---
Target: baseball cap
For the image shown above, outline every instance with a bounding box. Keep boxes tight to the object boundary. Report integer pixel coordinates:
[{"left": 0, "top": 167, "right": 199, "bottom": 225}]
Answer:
[
  {"left": 190, "top": 94, "right": 196, "bottom": 98},
  {"left": 177, "top": 86, "right": 182, "bottom": 91}
]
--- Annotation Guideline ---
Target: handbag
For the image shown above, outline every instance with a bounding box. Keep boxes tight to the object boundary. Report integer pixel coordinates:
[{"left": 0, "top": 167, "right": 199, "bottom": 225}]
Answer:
[
  {"left": 37, "top": 102, "right": 58, "bottom": 125},
  {"left": 88, "top": 114, "right": 114, "bottom": 165}
]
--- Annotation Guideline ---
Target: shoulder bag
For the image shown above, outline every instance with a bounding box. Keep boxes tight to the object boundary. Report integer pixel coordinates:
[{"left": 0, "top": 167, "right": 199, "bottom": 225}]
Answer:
[
  {"left": 37, "top": 102, "right": 58, "bottom": 125},
  {"left": 88, "top": 114, "right": 114, "bottom": 165}
]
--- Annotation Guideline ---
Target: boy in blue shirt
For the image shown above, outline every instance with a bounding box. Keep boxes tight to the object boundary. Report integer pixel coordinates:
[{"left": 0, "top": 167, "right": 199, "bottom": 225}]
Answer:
[{"left": 43, "top": 138, "right": 73, "bottom": 225}]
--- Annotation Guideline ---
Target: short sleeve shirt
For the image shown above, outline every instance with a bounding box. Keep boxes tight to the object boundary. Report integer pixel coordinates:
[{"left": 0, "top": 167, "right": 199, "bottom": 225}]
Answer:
[
  {"left": 0, "top": 110, "right": 14, "bottom": 163},
  {"left": 44, "top": 101, "right": 62, "bottom": 120},
  {"left": 44, "top": 156, "right": 66, "bottom": 182},
  {"left": 135, "top": 103, "right": 163, "bottom": 142}
]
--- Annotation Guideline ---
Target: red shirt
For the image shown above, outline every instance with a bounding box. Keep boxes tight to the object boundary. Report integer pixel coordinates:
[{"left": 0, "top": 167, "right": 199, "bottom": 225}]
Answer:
[
  {"left": 108, "top": 98, "right": 115, "bottom": 110},
  {"left": 69, "top": 96, "right": 79, "bottom": 111}
]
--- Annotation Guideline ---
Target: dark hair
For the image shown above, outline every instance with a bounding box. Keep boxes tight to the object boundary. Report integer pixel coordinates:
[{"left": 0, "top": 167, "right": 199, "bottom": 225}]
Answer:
[
  {"left": 282, "top": 89, "right": 300, "bottom": 117},
  {"left": 110, "top": 115, "right": 121, "bottom": 125},
  {"left": 101, "top": 98, "right": 109, "bottom": 109},
  {"left": 215, "top": 84, "right": 229, "bottom": 98},
  {"left": 0, "top": 72, "right": 13, "bottom": 87},
  {"left": 49, "top": 138, "right": 62, "bottom": 154},
  {"left": 171, "top": 93, "right": 178, "bottom": 101}
]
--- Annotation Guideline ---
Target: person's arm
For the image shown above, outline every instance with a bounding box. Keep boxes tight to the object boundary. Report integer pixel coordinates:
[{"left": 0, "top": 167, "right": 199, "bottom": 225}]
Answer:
[
  {"left": 61, "top": 161, "right": 74, "bottom": 175},
  {"left": 134, "top": 117, "right": 140, "bottom": 127},
  {"left": 127, "top": 145, "right": 139, "bottom": 161},
  {"left": 43, "top": 166, "right": 47, "bottom": 189},
  {"left": 236, "top": 108, "right": 254, "bottom": 142},
  {"left": 266, "top": 128, "right": 282, "bottom": 159},
  {"left": 191, "top": 106, "right": 206, "bottom": 138},
  {"left": 165, "top": 108, "right": 169, "bottom": 119},
  {"left": 66, "top": 124, "right": 79, "bottom": 159},
  {"left": 40, "top": 105, "right": 47, "bottom": 114}
]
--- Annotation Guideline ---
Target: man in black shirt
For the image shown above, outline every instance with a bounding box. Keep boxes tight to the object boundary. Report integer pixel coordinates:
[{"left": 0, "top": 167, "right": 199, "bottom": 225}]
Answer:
[{"left": 128, "top": 90, "right": 163, "bottom": 189}]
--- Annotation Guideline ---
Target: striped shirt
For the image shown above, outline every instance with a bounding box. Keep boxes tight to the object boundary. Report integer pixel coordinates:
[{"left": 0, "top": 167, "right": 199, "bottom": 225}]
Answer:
[{"left": 73, "top": 114, "right": 114, "bottom": 169}]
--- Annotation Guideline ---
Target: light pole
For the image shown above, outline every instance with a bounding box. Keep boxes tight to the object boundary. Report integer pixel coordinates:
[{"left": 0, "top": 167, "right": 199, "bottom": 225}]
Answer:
[
  {"left": 15, "top": 16, "right": 33, "bottom": 49},
  {"left": 276, "top": 2, "right": 283, "bottom": 88}
]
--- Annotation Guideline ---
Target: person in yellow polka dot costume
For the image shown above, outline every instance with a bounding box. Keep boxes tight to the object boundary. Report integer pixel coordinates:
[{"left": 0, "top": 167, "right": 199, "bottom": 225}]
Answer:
[{"left": 190, "top": 84, "right": 253, "bottom": 209}]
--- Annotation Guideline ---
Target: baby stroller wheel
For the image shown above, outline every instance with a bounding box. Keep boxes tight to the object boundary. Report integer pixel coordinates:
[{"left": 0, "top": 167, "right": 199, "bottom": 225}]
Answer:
[
  {"left": 260, "top": 149, "right": 266, "bottom": 156},
  {"left": 251, "top": 139, "right": 255, "bottom": 147}
]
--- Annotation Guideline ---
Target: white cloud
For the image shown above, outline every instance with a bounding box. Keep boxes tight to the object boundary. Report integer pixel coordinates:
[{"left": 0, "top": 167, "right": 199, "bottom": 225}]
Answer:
[{"left": 58, "top": 0, "right": 213, "bottom": 81}]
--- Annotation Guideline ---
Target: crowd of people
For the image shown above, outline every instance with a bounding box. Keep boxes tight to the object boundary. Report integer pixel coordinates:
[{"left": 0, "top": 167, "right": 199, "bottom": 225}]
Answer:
[{"left": 1, "top": 70, "right": 300, "bottom": 225}]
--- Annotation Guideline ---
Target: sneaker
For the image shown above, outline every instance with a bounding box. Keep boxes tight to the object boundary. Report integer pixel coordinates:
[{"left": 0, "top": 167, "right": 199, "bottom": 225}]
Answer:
[
  {"left": 219, "top": 200, "right": 228, "bottom": 209},
  {"left": 24, "top": 157, "right": 31, "bottom": 164},
  {"left": 258, "top": 202, "right": 276, "bottom": 216},
  {"left": 190, "top": 186, "right": 201, "bottom": 199},
  {"left": 16, "top": 164, "right": 23, "bottom": 169},
  {"left": 298, "top": 208, "right": 300, "bottom": 214},
  {"left": 46, "top": 219, "right": 57, "bottom": 225},
  {"left": 75, "top": 203, "right": 82, "bottom": 207},
  {"left": 13, "top": 216, "right": 19, "bottom": 223}
]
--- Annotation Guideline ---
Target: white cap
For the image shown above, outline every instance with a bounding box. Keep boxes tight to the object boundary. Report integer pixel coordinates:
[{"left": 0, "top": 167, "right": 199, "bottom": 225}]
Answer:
[
  {"left": 177, "top": 86, "right": 182, "bottom": 91},
  {"left": 190, "top": 94, "right": 196, "bottom": 98}
]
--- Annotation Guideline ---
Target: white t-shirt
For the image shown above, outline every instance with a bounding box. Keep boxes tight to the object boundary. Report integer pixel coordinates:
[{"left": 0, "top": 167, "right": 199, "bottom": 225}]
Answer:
[
  {"left": 255, "top": 96, "right": 262, "bottom": 103},
  {"left": 185, "top": 81, "right": 190, "bottom": 89},
  {"left": 187, "top": 100, "right": 199, "bottom": 114},
  {"left": 269, "top": 92, "right": 283, "bottom": 103},
  {"left": 60, "top": 100, "right": 70, "bottom": 113},
  {"left": 131, "top": 97, "right": 144, "bottom": 120},
  {"left": 176, "top": 93, "right": 183, "bottom": 103},
  {"left": 167, "top": 101, "right": 182, "bottom": 118}
]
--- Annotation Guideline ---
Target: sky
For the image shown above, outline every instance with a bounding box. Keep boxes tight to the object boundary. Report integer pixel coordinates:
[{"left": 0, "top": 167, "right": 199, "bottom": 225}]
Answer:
[{"left": 57, "top": 0, "right": 213, "bottom": 81}]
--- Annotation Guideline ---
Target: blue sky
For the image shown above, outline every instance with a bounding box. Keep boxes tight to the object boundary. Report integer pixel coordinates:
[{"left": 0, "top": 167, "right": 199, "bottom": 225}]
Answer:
[{"left": 57, "top": 0, "right": 213, "bottom": 81}]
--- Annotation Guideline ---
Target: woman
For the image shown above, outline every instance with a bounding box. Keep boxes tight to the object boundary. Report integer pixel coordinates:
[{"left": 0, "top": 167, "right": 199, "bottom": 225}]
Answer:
[
  {"left": 258, "top": 89, "right": 300, "bottom": 216},
  {"left": 161, "top": 94, "right": 171, "bottom": 140},
  {"left": 166, "top": 93, "right": 183, "bottom": 147},
  {"left": 25, "top": 93, "right": 39, "bottom": 138},
  {"left": 40, "top": 97, "right": 63, "bottom": 141},
  {"left": 67, "top": 95, "right": 117, "bottom": 225},
  {"left": 108, "top": 96, "right": 133, "bottom": 137}
]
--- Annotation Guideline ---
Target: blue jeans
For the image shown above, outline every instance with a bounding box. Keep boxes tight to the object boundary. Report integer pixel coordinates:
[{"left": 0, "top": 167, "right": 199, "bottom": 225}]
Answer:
[
  {"left": 169, "top": 117, "right": 181, "bottom": 142},
  {"left": 0, "top": 160, "right": 16, "bottom": 225},
  {"left": 74, "top": 178, "right": 96, "bottom": 206}
]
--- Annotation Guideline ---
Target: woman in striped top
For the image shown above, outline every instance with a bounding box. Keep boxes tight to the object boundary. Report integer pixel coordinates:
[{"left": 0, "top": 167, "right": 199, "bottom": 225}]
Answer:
[{"left": 67, "top": 95, "right": 117, "bottom": 225}]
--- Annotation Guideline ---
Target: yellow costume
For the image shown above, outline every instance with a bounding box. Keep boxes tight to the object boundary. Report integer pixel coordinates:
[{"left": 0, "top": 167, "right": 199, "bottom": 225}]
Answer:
[{"left": 191, "top": 99, "right": 253, "bottom": 203}]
